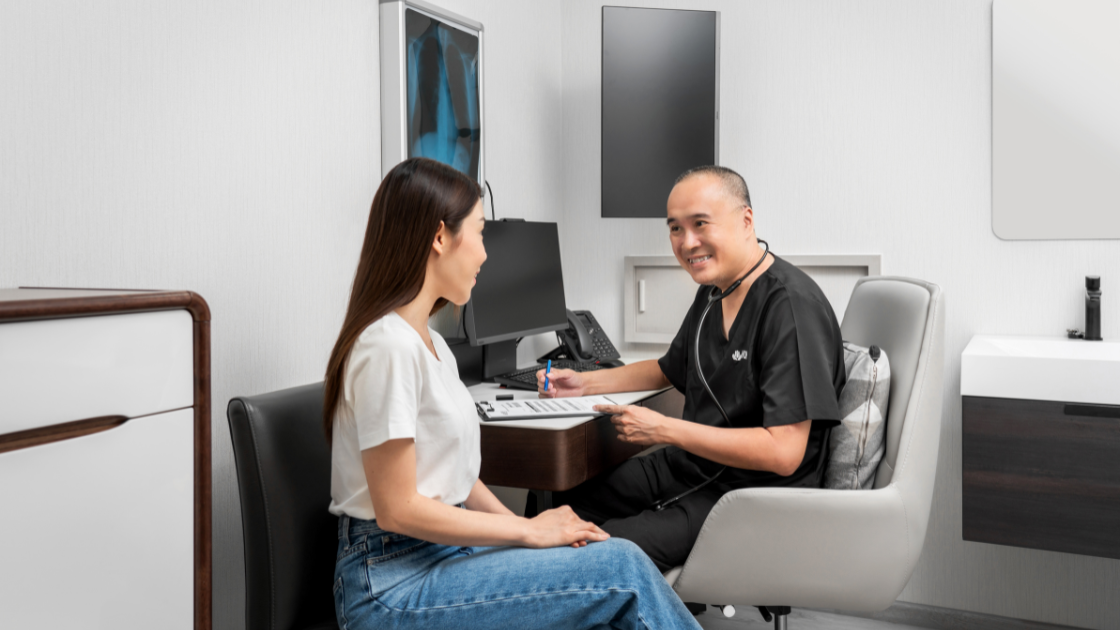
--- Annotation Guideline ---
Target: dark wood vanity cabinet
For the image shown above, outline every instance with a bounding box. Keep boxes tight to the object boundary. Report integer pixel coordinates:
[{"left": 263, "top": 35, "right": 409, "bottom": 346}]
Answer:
[{"left": 962, "top": 395, "right": 1120, "bottom": 560}]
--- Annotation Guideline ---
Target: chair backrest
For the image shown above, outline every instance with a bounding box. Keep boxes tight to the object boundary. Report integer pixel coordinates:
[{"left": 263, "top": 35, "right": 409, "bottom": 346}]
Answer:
[
  {"left": 839, "top": 277, "right": 944, "bottom": 490},
  {"left": 228, "top": 382, "right": 338, "bottom": 630}
]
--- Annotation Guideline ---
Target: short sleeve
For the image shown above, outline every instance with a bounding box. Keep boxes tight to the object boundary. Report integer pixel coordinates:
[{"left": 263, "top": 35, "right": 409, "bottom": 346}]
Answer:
[
  {"left": 658, "top": 302, "right": 693, "bottom": 393},
  {"left": 347, "top": 337, "right": 424, "bottom": 451},
  {"left": 756, "top": 291, "right": 844, "bottom": 428}
]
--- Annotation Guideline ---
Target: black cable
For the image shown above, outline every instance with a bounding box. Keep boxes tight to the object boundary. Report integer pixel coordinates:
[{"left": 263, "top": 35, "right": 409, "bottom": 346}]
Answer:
[
  {"left": 485, "top": 180, "right": 496, "bottom": 221},
  {"left": 652, "top": 240, "right": 770, "bottom": 512}
]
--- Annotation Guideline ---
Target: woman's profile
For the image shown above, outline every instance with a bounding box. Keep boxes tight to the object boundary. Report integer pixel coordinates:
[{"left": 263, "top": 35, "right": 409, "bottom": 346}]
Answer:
[{"left": 324, "top": 158, "right": 701, "bottom": 629}]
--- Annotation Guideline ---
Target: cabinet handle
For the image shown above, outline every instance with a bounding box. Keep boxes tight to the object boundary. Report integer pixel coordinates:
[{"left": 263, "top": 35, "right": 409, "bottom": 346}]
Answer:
[
  {"left": 0, "top": 415, "right": 128, "bottom": 454},
  {"left": 1063, "top": 404, "right": 1120, "bottom": 419}
]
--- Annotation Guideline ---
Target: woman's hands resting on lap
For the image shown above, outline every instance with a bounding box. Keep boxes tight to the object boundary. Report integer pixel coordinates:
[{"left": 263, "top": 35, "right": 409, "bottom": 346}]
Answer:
[
  {"left": 366, "top": 441, "right": 607, "bottom": 550},
  {"left": 525, "top": 506, "right": 609, "bottom": 548}
]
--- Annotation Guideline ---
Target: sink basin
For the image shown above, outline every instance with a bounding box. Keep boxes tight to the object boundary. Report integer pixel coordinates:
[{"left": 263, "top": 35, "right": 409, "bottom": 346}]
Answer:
[{"left": 961, "top": 335, "right": 1120, "bottom": 405}]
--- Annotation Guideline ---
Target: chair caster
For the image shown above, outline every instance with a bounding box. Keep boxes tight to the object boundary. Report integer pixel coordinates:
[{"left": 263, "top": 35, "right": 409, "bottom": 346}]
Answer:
[
  {"left": 757, "top": 606, "right": 791, "bottom": 629},
  {"left": 718, "top": 605, "right": 735, "bottom": 618}
]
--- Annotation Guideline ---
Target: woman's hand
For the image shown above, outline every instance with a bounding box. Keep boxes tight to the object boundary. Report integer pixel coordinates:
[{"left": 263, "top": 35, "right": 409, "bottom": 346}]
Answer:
[
  {"left": 537, "top": 368, "right": 586, "bottom": 398},
  {"left": 524, "top": 506, "right": 609, "bottom": 548},
  {"left": 595, "top": 404, "right": 675, "bottom": 447}
]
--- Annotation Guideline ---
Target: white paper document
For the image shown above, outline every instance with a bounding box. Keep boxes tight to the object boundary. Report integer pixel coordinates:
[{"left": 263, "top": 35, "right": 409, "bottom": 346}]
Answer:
[{"left": 476, "top": 395, "right": 619, "bottom": 422}]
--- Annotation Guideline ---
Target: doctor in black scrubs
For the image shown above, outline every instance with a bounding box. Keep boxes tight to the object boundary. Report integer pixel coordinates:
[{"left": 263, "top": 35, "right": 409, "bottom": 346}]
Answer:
[{"left": 537, "top": 165, "right": 846, "bottom": 572}]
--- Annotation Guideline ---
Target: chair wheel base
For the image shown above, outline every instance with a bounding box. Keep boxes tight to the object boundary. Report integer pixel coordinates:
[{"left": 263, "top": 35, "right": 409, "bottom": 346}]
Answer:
[
  {"left": 757, "top": 606, "right": 791, "bottom": 629},
  {"left": 684, "top": 602, "right": 706, "bottom": 616}
]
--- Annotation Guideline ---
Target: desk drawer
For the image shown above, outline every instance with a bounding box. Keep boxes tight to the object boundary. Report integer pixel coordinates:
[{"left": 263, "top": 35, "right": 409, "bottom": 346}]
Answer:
[
  {"left": 0, "top": 407, "right": 194, "bottom": 629},
  {"left": 0, "top": 309, "right": 193, "bottom": 434},
  {"left": 962, "top": 395, "right": 1120, "bottom": 559}
]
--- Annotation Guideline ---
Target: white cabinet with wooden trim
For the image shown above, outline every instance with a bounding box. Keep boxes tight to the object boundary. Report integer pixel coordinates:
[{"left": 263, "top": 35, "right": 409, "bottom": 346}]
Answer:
[{"left": 0, "top": 288, "right": 211, "bottom": 630}]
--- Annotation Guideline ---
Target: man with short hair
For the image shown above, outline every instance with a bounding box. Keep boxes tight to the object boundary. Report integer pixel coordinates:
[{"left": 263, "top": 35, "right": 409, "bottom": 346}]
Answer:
[{"left": 538, "top": 165, "right": 846, "bottom": 571}]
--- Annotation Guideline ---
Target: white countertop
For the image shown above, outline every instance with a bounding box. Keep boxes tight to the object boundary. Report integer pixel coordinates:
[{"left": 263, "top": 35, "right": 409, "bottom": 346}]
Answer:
[
  {"left": 961, "top": 334, "right": 1120, "bottom": 405},
  {"left": 468, "top": 355, "right": 669, "bottom": 430},
  {"left": 468, "top": 382, "right": 669, "bottom": 430}
]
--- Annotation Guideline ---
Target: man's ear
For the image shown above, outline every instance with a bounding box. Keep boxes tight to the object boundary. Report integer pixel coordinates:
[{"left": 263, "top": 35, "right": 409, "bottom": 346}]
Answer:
[
  {"left": 431, "top": 221, "right": 448, "bottom": 256},
  {"left": 741, "top": 205, "right": 755, "bottom": 236}
]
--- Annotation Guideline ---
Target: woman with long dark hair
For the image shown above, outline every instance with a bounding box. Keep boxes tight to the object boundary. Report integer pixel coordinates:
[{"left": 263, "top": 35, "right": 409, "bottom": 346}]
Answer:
[{"left": 325, "top": 158, "right": 701, "bottom": 629}]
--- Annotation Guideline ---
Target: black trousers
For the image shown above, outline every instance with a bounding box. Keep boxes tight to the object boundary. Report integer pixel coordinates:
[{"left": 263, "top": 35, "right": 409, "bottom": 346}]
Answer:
[{"left": 552, "top": 446, "right": 724, "bottom": 572}]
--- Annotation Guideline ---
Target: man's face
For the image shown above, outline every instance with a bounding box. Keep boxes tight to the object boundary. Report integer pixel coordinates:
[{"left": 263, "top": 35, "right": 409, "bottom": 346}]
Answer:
[{"left": 666, "top": 174, "right": 754, "bottom": 289}]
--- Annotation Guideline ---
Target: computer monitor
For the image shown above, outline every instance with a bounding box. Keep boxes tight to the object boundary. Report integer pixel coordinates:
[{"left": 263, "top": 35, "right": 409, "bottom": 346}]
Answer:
[{"left": 464, "top": 220, "right": 567, "bottom": 378}]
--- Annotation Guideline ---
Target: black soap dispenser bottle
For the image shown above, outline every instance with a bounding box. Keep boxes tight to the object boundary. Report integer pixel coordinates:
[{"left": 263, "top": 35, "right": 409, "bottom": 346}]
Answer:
[{"left": 1085, "top": 276, "right": 1102, "bottom": 341}]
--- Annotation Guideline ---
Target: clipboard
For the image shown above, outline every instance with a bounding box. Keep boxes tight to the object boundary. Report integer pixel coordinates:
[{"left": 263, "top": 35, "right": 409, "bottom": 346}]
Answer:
[{"left": 475, "top": 395, "right": 619, "bottom": 422}]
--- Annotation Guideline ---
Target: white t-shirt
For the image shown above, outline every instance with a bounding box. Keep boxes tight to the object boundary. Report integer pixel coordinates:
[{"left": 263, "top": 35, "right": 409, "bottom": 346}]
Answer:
[{"left": 328, "top": 311, "right": 481, "bottom": 520}]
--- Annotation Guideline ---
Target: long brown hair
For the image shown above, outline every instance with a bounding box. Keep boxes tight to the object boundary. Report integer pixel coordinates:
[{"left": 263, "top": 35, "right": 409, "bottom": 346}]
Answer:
[{"left": 324, "top": 158, "right": 481, "bottom": 440}]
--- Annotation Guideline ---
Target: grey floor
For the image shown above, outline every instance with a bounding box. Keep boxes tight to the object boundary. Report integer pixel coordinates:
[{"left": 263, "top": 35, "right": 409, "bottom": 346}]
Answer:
[{"left": 696, "top": 608, "right": 930, "bottom": 630}]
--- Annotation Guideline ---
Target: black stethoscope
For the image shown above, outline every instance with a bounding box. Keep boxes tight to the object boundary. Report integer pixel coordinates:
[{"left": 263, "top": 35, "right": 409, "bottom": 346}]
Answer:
[{"left": 651, "top": 240, "right": 770, "bottom": 511}]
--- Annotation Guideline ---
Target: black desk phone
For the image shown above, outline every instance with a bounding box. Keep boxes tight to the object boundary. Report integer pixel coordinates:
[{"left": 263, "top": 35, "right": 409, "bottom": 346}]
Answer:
[{"left": 540, "top": 309, "right": 622, "bottom": 366}]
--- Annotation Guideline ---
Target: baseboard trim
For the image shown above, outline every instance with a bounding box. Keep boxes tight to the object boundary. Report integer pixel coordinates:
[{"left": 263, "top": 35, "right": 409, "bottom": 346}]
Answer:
[{"left": 814, "top": 601, "right": 1084, "bottom": 630}]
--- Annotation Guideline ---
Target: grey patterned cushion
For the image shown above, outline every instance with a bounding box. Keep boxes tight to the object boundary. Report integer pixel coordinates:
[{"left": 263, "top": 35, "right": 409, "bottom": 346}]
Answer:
[{"left": 824, "top": 342, "right": 891, "bottom": 490}]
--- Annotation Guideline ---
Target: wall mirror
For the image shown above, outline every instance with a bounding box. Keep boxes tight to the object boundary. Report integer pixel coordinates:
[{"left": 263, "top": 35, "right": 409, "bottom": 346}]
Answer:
[{"left": 993, "top": 0, "right": 1120, "bottom": 240}]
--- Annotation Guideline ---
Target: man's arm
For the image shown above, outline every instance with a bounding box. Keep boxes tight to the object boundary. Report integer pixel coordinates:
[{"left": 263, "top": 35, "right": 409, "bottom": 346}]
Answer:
[
  {"left": 668, "top": 417, "right": 811, "bottom": 476},
  {"left": 537, "top": 359, "right": 670, "bottom": 397},
  {"left": 594, "top": 403, "right": 811, "bottom": 476}
]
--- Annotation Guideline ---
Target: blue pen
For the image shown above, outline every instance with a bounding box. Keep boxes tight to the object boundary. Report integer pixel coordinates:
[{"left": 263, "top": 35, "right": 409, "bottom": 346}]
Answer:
[{"left": 544, "top": 360, "right": 552, "bottom": 391}]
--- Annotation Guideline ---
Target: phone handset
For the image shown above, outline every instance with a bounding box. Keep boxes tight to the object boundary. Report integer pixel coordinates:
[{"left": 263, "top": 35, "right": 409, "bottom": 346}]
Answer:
[
  {"left": 540, "top": 309, "right": 622, "bottom": 365},
  {"left": 559, "top": 309, "right": 596, "bottom": 361}
]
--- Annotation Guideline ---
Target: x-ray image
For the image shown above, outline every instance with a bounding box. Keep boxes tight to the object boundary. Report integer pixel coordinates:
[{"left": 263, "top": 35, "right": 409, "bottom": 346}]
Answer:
[{"left": 406, "top": 9, "right": 481, "bottom": 183}]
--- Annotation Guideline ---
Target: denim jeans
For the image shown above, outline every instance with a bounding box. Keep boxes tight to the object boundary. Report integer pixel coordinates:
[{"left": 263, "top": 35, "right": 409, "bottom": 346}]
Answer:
[{"left": 333, "top": 514, "right": 703, "bottom": 630}]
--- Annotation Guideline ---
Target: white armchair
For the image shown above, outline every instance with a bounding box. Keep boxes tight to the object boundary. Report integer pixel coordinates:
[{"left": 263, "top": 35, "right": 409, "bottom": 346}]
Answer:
[{"left": 664, "top": 276, "right": 945, "bottom": 629}]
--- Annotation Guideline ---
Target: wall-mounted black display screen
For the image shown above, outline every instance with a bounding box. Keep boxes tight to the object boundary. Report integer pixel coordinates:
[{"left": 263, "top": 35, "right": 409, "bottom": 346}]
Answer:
[{"left": 602, "top": 7, "right": 718, "bottom": 218}]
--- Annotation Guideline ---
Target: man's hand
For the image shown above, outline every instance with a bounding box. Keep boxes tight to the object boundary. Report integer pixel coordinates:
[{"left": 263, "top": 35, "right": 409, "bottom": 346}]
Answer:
[
  {"left": 537, "top": 368, "right": 586, "bottom": 398},
  {"left": 595, "top": 404, "right": 676, "bottom": 446}
]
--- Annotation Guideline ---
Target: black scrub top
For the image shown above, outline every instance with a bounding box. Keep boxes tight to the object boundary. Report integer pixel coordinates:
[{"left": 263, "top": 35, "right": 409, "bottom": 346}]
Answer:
[{"left": 657, "top": 254, "right": 846, "bottom": 490}]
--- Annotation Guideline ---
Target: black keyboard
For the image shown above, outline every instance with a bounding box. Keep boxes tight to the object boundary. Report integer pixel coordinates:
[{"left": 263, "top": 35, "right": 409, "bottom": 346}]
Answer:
[{"left": 493, "top": 360, "right": 609, "bottom": 391}]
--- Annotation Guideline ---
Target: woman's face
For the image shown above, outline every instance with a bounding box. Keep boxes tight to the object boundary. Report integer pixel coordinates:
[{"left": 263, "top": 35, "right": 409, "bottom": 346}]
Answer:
[{"left": 437, "top": 200, "right": 487, "bottom": 306}]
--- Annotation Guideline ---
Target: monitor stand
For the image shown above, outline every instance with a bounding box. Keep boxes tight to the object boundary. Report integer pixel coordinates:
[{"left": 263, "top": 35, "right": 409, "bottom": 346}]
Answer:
[
  {"left": 482, "top": 340, "right": 518, "bottom": 380},
  {"left": 446, "top": 337, "right": 483, "bottom": 386}
]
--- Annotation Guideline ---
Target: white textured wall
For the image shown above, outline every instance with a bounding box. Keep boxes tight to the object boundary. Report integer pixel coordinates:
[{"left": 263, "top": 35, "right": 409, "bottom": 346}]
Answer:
[
  {"left": 1, "top": 3, "right": 378, "bottom": 629},
  {"left": 559, "top": 1, "right": 1120, "bottom": 629},
  {"left": 7, "top": 0, "right": 1120, "bottom": 628},
  {"left": 0, "top": 1, "right": 562, "bottom": 629}
]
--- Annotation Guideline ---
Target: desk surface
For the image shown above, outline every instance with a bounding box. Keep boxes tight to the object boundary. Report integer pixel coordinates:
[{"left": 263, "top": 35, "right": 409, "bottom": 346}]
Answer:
[
  {"left": 468, "top": 355, "right": 669, "bottom": 431},
  {"left": 468, "top": 382, "right": 669, "bottom": 431}
]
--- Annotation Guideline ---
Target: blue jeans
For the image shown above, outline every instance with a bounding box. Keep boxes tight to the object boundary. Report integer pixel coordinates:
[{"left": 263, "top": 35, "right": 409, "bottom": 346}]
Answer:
[{"left": 333, "top": 514, "right": 703, "bottom": 630}]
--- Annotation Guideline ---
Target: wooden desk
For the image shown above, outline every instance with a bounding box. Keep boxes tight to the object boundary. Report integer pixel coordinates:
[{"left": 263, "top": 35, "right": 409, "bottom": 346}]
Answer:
[{"left": 470, "top": 381, "right": 684, "bottom": 492}]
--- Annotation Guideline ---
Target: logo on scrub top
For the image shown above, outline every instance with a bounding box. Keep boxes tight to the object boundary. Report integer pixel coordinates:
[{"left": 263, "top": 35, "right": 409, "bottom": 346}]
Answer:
[{"left": 732, "top": 350, "right": 748, "bottom": 361}]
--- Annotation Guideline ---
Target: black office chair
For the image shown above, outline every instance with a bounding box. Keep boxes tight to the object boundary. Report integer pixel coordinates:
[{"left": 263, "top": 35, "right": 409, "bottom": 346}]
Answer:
[{"left": 228, "top": 382, "right": 339, "bottom": 630}]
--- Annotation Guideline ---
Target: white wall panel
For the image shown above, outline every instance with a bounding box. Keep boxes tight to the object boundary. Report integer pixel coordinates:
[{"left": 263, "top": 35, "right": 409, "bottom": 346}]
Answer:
[
  {"left": 0, "top": 4, "right": 378, "bottom": 628},
  {"left": 560, "top": 1, "right": 1120, "bottom": 629}
]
